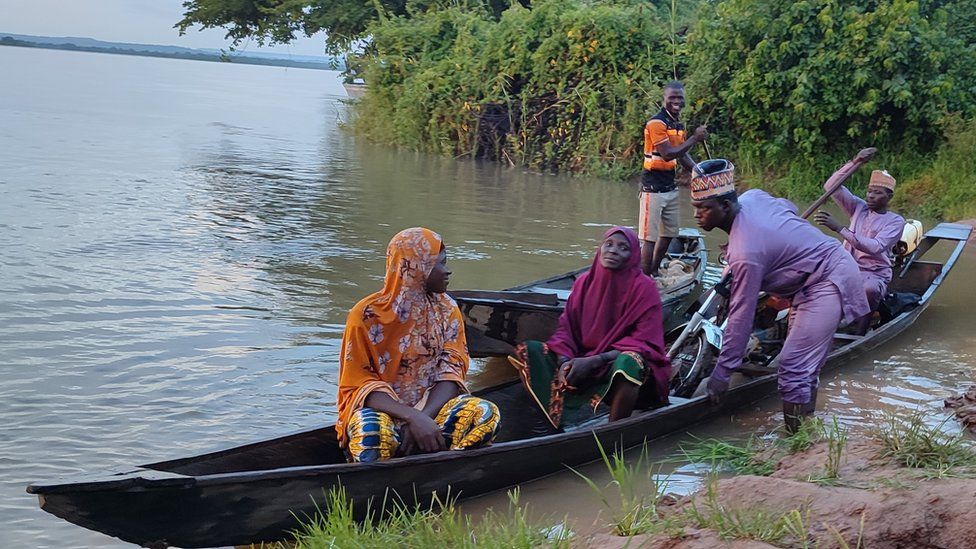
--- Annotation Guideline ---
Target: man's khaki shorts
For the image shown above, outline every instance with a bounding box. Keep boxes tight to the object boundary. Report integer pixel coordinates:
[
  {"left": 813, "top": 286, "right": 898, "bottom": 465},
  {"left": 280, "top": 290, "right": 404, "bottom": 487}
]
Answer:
[{"left": 638, "top": 189, "right": 680, "bottom": 241}]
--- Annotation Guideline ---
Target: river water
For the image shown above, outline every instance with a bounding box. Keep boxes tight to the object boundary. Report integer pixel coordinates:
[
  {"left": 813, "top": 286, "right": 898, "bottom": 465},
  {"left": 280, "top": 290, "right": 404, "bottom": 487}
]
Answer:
[{"left": 1, "top": 46, "right": 973, "bottom": 547}]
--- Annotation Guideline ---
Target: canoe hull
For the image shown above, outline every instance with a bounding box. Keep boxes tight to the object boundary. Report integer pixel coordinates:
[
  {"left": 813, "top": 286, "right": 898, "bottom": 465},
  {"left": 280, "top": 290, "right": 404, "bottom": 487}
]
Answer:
[{"left": 34, "top": 298, "right": 923, "bottom": 548}]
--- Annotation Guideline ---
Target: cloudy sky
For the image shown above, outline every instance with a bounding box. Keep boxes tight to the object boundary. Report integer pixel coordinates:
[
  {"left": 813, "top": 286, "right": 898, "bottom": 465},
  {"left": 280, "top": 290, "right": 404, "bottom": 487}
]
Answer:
[{"left": 0, "top": 0, "right": 328, "bottom": 56}]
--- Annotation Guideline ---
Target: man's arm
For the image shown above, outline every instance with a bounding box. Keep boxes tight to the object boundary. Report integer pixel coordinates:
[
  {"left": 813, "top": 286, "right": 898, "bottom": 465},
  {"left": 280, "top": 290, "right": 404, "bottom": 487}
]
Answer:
[
  {"left": 655, "top": 124, "right": 707, "bottom": 161},
  {"left": 823, "top": 162, "right": 864, "bottom": 217},
  {"left": 710, "top": 260, "right": 764, "bottom": 385},
  {"left": 838, "top": 217, "right": 904, "bottom": 255}
]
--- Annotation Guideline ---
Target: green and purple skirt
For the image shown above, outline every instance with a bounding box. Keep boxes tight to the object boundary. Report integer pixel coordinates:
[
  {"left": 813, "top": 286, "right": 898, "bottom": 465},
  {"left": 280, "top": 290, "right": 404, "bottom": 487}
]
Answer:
[{"left": 508, "top": 340, "right": 645, "bottom": 429}]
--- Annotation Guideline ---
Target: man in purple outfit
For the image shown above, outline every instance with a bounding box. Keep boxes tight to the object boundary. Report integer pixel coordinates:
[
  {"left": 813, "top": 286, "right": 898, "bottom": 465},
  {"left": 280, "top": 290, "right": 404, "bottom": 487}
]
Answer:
[
  {"left": 690, "top": 155, "right": 870, "bottom": 433},
  {"left": 814, "top": 168, "right": 905, "bottom": 334}
]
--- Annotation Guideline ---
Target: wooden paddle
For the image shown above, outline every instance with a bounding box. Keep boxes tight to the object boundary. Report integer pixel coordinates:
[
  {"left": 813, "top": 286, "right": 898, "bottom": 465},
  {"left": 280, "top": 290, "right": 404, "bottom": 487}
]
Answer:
[{"left": 799, "top": 147, "right": 877, "bottom": 219}]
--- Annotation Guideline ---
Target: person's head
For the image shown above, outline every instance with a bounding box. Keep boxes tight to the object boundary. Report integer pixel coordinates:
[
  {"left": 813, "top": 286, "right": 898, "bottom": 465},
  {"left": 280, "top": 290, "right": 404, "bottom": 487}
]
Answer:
[
  {"left": 596, "top": 226, "right": 641, "bottom": 272},
  {"left": 866, "top": 170, "right": 895, "bottom": 212},
  {"left": 424, "top": 245, "right": 451, "bottom": 294},
  {"left": 662, "top": 81, "right": 685, "bottom": 119},
  {"left": 692, "top": 193, "right": 739, "bottom": 232},
  {"left": 385, "top": 227, "right": 450, "bottom": 296},
  {"left": 689, "top": 159, "right": 738, "bottom": 232},
  {"left": 600, "top": 230, "right": 634, "bottom": 270}
]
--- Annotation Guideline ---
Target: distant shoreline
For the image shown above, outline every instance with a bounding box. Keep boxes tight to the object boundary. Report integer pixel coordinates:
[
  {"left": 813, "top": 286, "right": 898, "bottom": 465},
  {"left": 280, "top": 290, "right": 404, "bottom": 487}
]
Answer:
[{"left": 0, "top": 36, "right": 336, "bottom": 71}]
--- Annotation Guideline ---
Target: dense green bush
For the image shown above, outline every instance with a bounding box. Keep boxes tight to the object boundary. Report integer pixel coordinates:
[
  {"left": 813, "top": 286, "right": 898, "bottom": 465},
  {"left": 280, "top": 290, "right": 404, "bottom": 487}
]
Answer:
[
  {"left": 687, "top": 0, "right": 975, "bottom": 159},
  {"left": 893, "top": 116, "right": 976, "bottom": 220},
  {"left": 347, "top": 0, "right": 976, "bottom": 217},
  {"left": 355, "top": 0, "right": 694, "bottom": 178}
]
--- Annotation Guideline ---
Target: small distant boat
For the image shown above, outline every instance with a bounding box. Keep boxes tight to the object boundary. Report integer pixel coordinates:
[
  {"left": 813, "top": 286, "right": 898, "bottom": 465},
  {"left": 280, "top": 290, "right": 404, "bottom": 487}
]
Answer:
[
  {"left": 26, "top": 223, "right": 970, "bottom": 549},
  {"left": 342, "top": 81, "right": 367, "bottom": 99},
  {"left": 451, "top": 228, "right": 719, "bottom": 357}
]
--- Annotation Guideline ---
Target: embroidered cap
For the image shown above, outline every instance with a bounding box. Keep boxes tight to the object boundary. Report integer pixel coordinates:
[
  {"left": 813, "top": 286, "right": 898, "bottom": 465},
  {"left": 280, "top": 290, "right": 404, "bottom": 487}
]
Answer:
[
  {"left": 869, "top": 169, "right": 896, "bottom": 192},
  {"left": 690, "top": 159, "right": 736, "bottom": 201}
]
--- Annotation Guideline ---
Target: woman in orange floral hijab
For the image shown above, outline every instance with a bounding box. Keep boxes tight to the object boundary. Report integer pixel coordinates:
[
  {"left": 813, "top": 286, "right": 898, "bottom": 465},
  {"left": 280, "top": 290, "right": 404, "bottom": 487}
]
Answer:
[{"left": 336, "top": 227, "right": 500, "bottom": 462}]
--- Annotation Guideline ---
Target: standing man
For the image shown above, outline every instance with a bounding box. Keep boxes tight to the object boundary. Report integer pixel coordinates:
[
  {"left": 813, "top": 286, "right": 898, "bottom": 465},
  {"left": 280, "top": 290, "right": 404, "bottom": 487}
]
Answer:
[
  {"left": 814, "top": 169, "right": 905, "bottom": 334},
  {"left": 690, "top": 152, "right": 871, "bottom": 433},
  {"left": 640, "top": 81, "right": 707, "bottom": 276}
]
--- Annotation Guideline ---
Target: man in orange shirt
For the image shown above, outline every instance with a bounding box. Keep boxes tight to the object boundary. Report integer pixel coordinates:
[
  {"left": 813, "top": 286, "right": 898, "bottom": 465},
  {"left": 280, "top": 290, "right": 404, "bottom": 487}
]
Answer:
[{"left": 640, "top": 81, "right": 707, "bottom": 276}]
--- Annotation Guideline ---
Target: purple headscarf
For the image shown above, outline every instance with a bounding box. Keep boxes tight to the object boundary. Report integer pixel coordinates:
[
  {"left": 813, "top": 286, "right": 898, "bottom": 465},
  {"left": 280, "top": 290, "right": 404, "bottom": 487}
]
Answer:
[{"left": 547, "top": 226, "right": 671, "bottom": 402}]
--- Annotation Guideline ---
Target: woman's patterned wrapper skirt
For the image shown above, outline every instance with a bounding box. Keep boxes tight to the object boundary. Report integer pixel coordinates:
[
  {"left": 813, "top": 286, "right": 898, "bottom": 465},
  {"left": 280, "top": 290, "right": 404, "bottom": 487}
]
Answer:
[{"left": 345, "top": 394, "right": 500, "bottom": 463}]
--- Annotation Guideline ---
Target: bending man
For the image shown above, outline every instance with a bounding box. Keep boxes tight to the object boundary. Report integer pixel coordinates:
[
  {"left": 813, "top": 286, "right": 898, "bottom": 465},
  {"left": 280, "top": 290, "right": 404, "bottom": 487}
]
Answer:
[{"left": 691, "top": 158, "right": 869, "bottom": 433}]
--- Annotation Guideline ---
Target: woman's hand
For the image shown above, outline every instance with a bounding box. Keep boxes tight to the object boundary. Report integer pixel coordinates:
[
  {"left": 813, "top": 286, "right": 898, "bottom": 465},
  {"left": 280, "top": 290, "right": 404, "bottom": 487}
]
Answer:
[
  {"left": 399, "top": 410, "right": 446, "bottom": 456},
  {"left": 565, "top": 355, "right": 606, "bottom": 388},
  {"left": 555, "top": 359, "right": 575, "bottom": 391}
]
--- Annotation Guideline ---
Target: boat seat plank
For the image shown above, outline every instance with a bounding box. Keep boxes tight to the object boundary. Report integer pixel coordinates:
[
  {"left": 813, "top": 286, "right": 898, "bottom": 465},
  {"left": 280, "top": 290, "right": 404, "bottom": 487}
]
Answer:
[
  {"left": 525, "top": 287, "right": 572, "bottom": 301},
  {"left": 925, "top": 222, "right": 973, "bottom": 241}
]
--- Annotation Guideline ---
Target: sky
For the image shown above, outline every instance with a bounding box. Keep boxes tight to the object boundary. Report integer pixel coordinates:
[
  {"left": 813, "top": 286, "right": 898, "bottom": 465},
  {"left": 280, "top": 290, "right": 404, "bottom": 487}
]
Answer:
[{"left": 0, "top": 0, "right": 329, "bottom": 56}]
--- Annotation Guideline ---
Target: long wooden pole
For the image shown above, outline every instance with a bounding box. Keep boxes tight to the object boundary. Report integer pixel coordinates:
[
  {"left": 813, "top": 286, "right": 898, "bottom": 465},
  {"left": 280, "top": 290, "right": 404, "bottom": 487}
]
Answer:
[{"left": 799, "top": 147, "right": 877, "bottom": 219}]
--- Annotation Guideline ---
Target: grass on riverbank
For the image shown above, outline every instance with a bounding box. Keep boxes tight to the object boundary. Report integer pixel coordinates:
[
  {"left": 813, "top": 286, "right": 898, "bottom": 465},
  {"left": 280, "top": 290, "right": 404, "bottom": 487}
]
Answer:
[
  {"left": 280, "top": 487, "right": 571, "bottom": 548},
  {"left": 676, "top": 416, "right": 839, "bottom": 477},
  {"left": 876, "top": 410, "right": 976, "bottom": 476},
  {"left": 280, "top": 414, "right": 976, "bottom": 547},
  {"left": 571, "top": 438, "right": 674, "bottom": 536}
]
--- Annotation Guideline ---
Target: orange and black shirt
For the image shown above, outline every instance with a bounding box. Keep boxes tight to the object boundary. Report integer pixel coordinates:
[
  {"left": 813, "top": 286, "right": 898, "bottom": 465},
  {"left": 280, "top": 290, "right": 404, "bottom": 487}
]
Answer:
[{"left": 642, "top": 109, "right": 685, "bottom": 192}]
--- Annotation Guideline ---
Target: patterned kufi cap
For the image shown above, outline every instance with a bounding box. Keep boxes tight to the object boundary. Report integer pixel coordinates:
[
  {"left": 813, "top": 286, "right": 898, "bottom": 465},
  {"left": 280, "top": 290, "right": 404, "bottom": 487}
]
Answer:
[
  {"left": 690, "top": 159, "right": 736, "bottom": 201},
  {"left": 869, "top": 169, "right": 896, "bottom": 192}
]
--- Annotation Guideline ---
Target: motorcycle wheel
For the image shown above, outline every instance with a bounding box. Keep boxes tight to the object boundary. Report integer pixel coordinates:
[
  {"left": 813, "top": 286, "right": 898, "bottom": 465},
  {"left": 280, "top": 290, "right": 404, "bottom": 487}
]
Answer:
[{"left": 669, "top": 332, "right": 716, "bottom": 398}]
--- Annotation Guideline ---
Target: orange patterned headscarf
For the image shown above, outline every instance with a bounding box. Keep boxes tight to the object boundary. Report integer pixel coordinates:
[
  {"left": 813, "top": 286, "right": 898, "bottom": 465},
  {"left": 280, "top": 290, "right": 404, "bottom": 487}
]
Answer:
[{"left": 335, "top": 228, "right": 468, "bottom": 447}]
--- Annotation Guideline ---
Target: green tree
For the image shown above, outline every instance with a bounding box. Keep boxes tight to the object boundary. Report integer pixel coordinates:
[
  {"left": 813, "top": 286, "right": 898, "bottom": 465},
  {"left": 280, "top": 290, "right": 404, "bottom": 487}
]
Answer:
[
  {"left": 177, "top": 0, "right": 528, "bottom": 54},
  {"left": 355, "top": 0, "right": 686, "bottom": 177},
  {"left": 686, "top": 0, "right": 976, "bottom": 159}
]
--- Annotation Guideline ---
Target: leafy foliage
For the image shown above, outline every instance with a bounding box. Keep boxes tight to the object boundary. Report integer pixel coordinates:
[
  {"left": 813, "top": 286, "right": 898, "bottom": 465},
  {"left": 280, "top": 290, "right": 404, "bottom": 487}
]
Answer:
[
  {"left": 354, "top": 0, "right": 693, "bottom": 178},
  {"left": 180, "top": 0, "right": 976, "bottom": 217},
  {"left": 177, "top": 0, "right": 528, "bottom": 55},
  {"left": 687, "top": 0, "right": 976, "bottom": 159}
]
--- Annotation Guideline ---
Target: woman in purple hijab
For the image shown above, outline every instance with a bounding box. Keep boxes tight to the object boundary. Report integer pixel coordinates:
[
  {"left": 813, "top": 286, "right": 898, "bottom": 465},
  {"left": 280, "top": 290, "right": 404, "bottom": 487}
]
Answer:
[{"left": 509, "top": 227, "right": 672, "bottom": 429}]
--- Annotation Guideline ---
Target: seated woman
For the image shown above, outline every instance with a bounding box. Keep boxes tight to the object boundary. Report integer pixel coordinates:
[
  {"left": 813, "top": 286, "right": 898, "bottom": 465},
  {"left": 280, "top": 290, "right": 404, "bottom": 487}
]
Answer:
[
  {"left": 336, "top": 227, "right": 500, "bottom": 463},
  {"left": 509, "top": 226, "right": 672, "bottom": 429}
]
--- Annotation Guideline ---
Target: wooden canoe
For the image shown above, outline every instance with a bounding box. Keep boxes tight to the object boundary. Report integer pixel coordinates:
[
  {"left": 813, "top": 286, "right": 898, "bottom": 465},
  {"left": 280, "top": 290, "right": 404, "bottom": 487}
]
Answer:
[
  {"left": 451, "top": 228, "right": 720, "bottom": 357},
  {"left": 26, "top": 223, "right": 971, "bottom": 548}
]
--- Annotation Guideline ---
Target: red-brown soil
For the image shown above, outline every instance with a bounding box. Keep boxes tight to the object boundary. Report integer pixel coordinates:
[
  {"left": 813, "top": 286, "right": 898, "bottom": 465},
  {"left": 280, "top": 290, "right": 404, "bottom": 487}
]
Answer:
[{"left": 588, "top": 437, "right": 976, "bottom": 549}]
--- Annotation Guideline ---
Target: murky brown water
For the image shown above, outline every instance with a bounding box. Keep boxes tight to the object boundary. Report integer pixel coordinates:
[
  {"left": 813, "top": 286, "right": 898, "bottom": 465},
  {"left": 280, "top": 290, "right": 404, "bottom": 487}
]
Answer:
[{"left": 1, "top": 46, "right": 973, "bottom": 547}]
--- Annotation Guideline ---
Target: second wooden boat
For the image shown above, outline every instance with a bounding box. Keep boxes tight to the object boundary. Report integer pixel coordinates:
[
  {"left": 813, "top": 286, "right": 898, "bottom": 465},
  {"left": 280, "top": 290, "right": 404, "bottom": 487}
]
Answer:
[{"left": 452, "top": 228, "right": 720, "bottom": 357}]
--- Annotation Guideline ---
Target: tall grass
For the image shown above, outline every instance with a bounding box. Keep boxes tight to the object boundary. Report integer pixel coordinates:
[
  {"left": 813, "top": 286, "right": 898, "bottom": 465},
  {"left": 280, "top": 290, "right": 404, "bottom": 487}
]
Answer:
[
  {"left": 677, "top": 436, "right": 778, "bottom": 476},
  {"left": 284, "top": 486, "right": 571, "bottom": 548},
  {"left": 794, "top": 417, "right": 850, "bottom": 485},
  {"left": 821, "top": 417, "right": 849, "bottom": 481},
  {"left": 875, "top": 411, "right": 976, "bottom": 474},
  {"left": 571, "top": 438, "right": 671, "bottom": 536},
  {"left": 893, "top": 116, "right": 976, "bottom": 220},
  {"left": 681, "top": 481, "right": 801, "bottom": 545}
]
